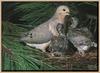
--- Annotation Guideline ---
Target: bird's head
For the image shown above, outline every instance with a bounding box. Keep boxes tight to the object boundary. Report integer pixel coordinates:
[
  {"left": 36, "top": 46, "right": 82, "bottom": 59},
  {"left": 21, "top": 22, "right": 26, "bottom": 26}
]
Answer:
[{"left": 56, "top": 5, "right": 70, "bottom": 16}]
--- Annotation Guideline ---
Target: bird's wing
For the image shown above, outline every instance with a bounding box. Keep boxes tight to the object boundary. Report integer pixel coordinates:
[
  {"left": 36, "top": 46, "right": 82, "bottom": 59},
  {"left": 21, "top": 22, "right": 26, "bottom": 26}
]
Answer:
[
  {"left": 67, "top": 29, "right": 91, "bottom": 46},
  {"left": 22, "top": 22, "right": 53, "bottom": 44},
  {"left": 79, "top": 27, "right": 93, "bottom": 39}
]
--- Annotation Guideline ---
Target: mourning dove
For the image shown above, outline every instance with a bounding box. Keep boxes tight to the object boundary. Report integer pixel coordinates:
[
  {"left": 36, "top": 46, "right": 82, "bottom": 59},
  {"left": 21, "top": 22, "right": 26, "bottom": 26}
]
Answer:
[
  {"left": 20, "top": 5, "right": 70, "bottom": 52},
  {"left": 67, "top": 17, "right": 97, "bottom": 56}
]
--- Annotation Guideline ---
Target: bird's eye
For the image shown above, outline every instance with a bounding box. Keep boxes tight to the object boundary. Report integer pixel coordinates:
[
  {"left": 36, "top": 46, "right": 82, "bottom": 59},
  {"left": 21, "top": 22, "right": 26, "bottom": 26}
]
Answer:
[{"left": 63, "top": 9, "right": 66, "bottom": 11}]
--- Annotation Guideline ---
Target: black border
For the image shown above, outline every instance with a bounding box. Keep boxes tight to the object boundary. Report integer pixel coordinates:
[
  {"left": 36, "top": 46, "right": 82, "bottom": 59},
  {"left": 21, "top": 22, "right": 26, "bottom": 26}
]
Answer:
[{"left": 1, "top": 1, "right": 99, "bottom": 72}]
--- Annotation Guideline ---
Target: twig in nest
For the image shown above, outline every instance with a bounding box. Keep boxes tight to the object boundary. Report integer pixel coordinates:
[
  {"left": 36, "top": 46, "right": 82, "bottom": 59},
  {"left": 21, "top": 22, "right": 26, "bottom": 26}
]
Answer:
[{"left": 44, "top": 56, "right": 70, "bottom": 61}]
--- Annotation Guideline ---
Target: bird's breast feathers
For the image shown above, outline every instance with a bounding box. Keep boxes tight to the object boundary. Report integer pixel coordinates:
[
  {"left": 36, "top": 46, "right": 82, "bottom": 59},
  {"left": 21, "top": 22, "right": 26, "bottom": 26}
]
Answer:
[
  {"left": 49, "top": 24, "right": 58, "bottom": 36},
  {"left": 49, "top": 20, "right": 63, "bottom": 37}
]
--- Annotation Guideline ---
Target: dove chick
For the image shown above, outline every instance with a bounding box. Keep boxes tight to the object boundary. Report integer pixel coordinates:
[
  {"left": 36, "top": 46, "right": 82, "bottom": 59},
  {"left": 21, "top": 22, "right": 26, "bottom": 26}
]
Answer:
[
  {"left": 67, "top": 17, "right": 97, "bottom": 56},
  {"left": 20, "top": 5, "right": 70, "bottom": 52}
]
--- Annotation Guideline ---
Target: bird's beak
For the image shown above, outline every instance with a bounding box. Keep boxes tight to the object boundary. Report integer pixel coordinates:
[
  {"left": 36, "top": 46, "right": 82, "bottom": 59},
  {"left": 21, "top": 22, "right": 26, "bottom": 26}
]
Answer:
[
  {"left": 65, "top": 12, "right": 71, "bottom": 19},
  {"left": 65, "top": 15, "right": 71, "bottom": 20},
  {"left": 64, "top": 15, "right": 72, "bottom": 24},
  {"left": 66, "top": 12, "right": 70, "bottom": 15}
]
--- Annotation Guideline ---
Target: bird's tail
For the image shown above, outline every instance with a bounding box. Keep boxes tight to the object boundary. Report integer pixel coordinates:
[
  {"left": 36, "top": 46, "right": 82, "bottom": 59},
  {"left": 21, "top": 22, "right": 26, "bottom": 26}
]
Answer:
[{"left": 91, "top": 42, "right": 97, "bottom": 48}]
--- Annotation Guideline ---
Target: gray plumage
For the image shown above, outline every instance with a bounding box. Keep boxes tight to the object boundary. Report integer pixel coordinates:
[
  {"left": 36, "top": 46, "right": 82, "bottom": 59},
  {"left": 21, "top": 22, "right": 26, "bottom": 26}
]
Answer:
[
  {"left": 21, "top": 21, "right": 53, "bottom": 44},
  {"left": 20, "top": 5, "right": 70, "bottom": 51},
  {"left": 49, "top": 36, "right": 68, "bottom": 57},
  {"left": 67, "top": 17, "right": 97, "bottom": 56}
]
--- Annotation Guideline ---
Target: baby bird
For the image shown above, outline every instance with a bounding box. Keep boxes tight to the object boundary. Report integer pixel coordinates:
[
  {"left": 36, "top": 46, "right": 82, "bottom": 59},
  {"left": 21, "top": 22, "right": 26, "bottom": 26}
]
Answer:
[
  {"left": 20, "top": 5, "right": 70, "bottom": 52},
  {"left": 67, "top": 17, "right": 97, "bottom": 56}
]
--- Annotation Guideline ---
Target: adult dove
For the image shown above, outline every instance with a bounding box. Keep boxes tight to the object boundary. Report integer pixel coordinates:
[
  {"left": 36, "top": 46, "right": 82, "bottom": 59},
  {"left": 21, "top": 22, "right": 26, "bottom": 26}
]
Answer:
[{"left": 20, "top": 5, "right": 70, "bottom": 52}]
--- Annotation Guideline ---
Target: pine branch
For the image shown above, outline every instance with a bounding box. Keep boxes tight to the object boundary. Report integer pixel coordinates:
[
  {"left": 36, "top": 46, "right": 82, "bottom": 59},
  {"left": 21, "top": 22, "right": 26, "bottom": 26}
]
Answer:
[
  {"left": 14, "top": 24, "right": 33, "bottom": 29},
  {"left": 2, "top": 44, "right": 13, "bottom": 57}
]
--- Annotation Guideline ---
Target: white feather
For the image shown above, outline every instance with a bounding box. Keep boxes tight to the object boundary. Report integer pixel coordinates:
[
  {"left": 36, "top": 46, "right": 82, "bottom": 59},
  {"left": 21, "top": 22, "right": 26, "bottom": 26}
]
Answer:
[{"left": 26, "top": 41, "right": 51, "bottom": 52}]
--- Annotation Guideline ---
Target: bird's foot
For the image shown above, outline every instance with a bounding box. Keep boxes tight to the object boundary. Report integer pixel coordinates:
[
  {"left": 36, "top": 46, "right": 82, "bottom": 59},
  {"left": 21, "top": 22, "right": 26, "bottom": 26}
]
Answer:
[
  {"left": 53, "top": 52, "right": 62, "bottom": 57},
  {"left": 46, "top": 52, "right": 63, "bottom": 58}
]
